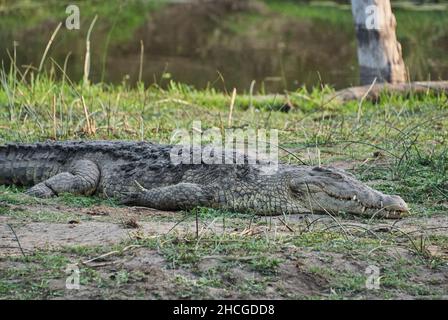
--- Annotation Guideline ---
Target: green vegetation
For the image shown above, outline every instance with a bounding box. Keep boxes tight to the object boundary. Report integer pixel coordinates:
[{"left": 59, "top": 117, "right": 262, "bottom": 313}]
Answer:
[
  {"left": 0, "top": 0, "right": 166, "bottom": 42},
  {"left": 264, "top": 0, "right": 354, "bottom": 31}
]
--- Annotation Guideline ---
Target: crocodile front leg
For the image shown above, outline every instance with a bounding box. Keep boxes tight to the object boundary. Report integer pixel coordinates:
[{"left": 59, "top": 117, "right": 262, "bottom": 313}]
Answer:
[
  {"left": 120, "top": 183, "right": 214, "bottom": 211},
  {"left": 25, "top": 160, "right": 100, "bottom": 197}
]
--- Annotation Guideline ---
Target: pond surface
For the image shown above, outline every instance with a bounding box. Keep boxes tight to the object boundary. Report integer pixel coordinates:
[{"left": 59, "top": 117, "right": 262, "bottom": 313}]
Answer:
[{"left": 1, "top": 0, "right": 447, "bottom": 92}]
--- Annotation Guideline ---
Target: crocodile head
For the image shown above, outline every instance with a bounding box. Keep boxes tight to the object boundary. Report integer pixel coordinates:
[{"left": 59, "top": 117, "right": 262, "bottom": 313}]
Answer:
[{"left": 287, "top": 166, "right": 409, "bottom": 218}]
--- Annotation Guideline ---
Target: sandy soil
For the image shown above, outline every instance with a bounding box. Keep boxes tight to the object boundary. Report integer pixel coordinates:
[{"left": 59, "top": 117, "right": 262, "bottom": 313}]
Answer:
[{"left": 1, "top": 202, "right": 447, "bottom": 299}]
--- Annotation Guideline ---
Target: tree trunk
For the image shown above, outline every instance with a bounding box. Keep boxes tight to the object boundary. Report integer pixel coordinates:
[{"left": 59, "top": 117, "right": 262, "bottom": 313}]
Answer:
[{"left": 351, "top": 0, "right": 407, "bottom": 85}]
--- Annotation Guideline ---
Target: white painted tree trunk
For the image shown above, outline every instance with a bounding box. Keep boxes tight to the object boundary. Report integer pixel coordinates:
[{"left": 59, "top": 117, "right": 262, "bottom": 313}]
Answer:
[{"left": 351, "top": 0, "right": 407, "bottom": 85}]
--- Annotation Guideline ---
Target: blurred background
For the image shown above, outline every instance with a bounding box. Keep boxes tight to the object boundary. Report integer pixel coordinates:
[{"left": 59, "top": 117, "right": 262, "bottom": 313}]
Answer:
[{"left": 0, "top": 0, "right": 447, "bottom": 93}]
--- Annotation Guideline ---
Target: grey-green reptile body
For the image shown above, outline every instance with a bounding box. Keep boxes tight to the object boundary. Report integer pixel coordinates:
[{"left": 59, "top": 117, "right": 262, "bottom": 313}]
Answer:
[{"left": 0, "top": 141, "right": 409, "bottom": 218}]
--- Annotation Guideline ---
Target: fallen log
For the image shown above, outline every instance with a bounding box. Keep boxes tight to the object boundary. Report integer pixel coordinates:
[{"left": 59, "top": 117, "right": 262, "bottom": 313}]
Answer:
[
  {"left": 331, "top": 81, "right": 448, "bottom": 103},
  {"left": 235, "top": 81, "right": 448, "bottom": 111}
]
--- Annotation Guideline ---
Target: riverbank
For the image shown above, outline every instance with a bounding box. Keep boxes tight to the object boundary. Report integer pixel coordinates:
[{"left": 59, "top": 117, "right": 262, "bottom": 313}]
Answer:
[{"left": 1, "top": 73, "right": 447, "bottom": 299}]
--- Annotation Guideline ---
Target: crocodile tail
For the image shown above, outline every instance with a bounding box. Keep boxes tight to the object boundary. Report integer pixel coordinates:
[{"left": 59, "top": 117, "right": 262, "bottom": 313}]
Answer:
[{"left": 0, "top": 142, "right": 65, "bottom": 186}]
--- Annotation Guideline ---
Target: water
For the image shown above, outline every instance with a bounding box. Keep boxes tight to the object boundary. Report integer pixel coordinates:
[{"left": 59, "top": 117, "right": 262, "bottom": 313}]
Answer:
[{"left": 0, "top": 0, "right": 447, "bottom": 92}]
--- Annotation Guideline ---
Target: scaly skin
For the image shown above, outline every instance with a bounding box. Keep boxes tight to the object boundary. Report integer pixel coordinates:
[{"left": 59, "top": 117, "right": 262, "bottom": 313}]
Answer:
[{"left": 0, "top": 141, "right": 409, "bottom": 218}]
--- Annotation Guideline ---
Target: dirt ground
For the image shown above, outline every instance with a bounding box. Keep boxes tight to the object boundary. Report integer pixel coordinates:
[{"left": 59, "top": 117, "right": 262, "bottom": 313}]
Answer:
[{"left": 1, "top": 198, "right": 447, "bottom": 300}]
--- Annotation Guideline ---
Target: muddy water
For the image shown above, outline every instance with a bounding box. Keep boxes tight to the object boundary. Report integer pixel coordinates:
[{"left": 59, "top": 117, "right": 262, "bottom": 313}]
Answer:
[{"left": 0, "top": 1, "right": 447, "bottom": 92}]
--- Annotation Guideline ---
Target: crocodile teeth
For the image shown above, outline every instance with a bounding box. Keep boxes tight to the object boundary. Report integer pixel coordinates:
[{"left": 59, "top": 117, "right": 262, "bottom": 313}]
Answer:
[
  {"left": 352, "top": 195, "right": 357, "bottom": 201},
  {"left": 362, "top": 206, "right": 366, "bottom": 213}
]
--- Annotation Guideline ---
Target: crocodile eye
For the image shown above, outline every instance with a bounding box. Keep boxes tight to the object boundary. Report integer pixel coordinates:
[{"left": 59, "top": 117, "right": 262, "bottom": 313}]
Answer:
[
  {"left": 312, "top": 166, "right": 330, "bottom": 173},
  {"left": 289, "top": 178, "right": 306, "bottom": 195},
  {"left": 342, "top": 170, "right": 356, "bottom": 179},
  {"left": 327, "top": 172, "right": 343, "bottom": 180},
  {"left": 312, "top": 167, "right": 344, "bottom": 180},
  {"left": 289, "top": 184, "right": 304, "bottom": 198}
]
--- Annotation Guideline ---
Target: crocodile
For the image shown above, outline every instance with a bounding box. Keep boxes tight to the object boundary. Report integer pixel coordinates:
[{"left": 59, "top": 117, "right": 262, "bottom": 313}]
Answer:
[{"left": 0, "top": 140, "right": 409, "bottom": 218}]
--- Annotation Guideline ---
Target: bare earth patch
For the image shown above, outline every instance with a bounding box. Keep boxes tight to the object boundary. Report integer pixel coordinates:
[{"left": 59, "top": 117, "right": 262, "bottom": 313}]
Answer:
[{"left": 0, "top": 200, "right": 447, "bottom": 299}]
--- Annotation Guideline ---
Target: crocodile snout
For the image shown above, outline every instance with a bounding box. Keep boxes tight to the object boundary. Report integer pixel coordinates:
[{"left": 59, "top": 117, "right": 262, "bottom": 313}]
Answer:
[{"left": 382, "top": 195, "right": 409, "bottom": 212}]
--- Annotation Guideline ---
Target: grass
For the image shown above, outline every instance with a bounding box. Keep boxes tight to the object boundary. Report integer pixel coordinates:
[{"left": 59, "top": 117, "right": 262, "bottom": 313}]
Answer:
[
  {"left": 0, "top": 0, "right": 166, "bottom": 43},
  {"left": 0, "top": 186, "right": 115, "bottom": 208}
]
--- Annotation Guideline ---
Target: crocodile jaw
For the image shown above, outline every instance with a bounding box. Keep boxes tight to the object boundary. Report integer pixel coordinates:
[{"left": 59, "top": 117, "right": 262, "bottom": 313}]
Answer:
[
  {"left": 305, "top": 191, "right": 409, "bottom": 218},
  {"left": 289, "top": 166, "right": 409, "bottom": 218}
]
